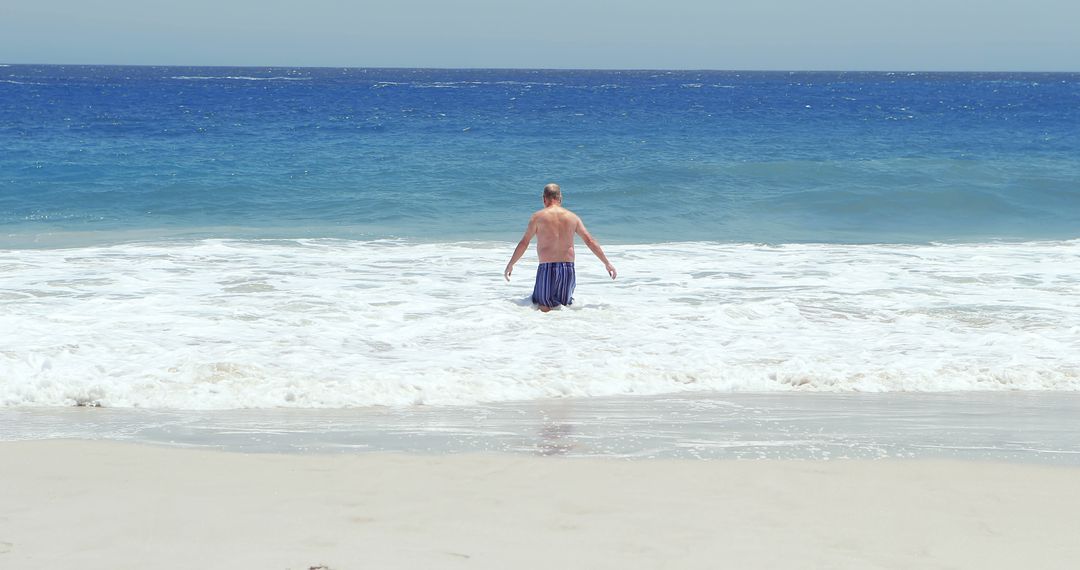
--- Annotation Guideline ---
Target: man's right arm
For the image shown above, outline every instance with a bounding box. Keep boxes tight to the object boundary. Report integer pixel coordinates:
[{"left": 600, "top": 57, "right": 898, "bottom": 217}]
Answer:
[
  {"left": 504, "top": 216, "right": 537, "bottom": 281},
  {"left": 576, "top": 218, "right": 617, "bottom": 280}
]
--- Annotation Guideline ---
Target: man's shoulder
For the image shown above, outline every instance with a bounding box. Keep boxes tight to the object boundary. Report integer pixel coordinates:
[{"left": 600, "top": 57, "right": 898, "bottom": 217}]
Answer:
[
  {"left": 533, "top": 207, "right": 580, "bottom": 223},
  {"left": 531, "top": 207, "right": 566, "bottom": 217},
  {"left": 547, "top": 206, "right": 579, "bottom": 217},
  {"left": 560, "top": 208, "right": 582, "bottom": 223}
]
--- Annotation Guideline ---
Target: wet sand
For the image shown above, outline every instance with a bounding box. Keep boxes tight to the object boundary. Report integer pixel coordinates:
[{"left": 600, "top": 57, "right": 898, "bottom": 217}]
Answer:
[{"left": 4, "top": 392, "right": 1079, "bottom": 462}]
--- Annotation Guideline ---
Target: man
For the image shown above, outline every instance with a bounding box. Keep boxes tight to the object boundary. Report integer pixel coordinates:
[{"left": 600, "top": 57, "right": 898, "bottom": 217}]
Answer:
[{"left": 504, "top": 183, "right": 617, "bottom": 312}]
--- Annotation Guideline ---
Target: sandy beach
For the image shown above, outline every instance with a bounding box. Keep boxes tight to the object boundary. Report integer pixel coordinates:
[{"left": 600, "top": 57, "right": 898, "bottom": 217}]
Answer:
[{"left": 2, "top": 439, "right": 1078, "bottom": 569}]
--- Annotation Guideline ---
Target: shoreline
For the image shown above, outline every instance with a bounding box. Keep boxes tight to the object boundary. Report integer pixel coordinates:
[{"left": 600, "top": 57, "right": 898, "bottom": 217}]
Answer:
[
  {"left": 2, "top": 439, "right": 1078, "bottom": 569},
  {"left": 5, "top": 392, "right": 1080, "bottom": 463}
]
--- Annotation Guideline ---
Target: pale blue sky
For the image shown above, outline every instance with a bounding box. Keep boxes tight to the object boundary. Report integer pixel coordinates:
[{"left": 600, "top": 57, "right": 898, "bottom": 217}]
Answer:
[{"left": 2, "top": 0, "right": 1078, "bottom": 70}]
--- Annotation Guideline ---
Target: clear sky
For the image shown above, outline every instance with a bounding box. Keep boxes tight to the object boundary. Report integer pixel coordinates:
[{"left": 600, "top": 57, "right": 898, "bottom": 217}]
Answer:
[{"left": 2, "top": 0, "right": 1078, "bottom": 71}]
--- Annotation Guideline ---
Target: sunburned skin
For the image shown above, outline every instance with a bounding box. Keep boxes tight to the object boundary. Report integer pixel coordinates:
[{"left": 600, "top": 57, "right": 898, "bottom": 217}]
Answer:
[{"left": 531, "top": 205, "right": 580, "bottom": 263}]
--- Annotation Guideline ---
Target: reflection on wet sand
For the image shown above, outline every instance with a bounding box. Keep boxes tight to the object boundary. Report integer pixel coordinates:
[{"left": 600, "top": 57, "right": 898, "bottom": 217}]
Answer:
[
  {"left": 536, "top": 403, "right": 576, "bottom": 456},
  {"left": 4, "top": 392, "right": 1080, "bottom": 463},
  {"left": 537, "top": 422, "right": 575, "bottom": 456}
]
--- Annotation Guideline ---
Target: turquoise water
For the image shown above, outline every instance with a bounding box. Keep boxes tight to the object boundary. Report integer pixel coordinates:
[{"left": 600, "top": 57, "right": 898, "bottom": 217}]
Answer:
[{"left": 3, "top": 66, "right": 1079, "bottom": 246}]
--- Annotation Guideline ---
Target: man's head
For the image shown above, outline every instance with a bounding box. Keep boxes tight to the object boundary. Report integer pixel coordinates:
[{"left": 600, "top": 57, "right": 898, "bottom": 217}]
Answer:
[{"left": 542, "top": 183, "right": 562, "bottom": 206}]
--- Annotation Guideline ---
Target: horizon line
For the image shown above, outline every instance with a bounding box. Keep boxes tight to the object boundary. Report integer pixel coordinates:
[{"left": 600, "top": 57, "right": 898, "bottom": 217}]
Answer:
[{"left": 3, "top": 62, "right": 1079, "bottom": 74}]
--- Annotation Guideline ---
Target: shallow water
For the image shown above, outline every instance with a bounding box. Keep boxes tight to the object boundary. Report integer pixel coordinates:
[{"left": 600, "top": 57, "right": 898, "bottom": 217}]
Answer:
[
  {"left": 2, "top": 239, "right": 1079, "bottom": 408},
  {"left": 4, "top": 392, "right": 1079, "bottom": 464}
]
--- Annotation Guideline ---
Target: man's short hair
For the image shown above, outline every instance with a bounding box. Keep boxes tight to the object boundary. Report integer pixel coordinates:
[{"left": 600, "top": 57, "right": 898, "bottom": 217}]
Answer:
[{"left": 543, "top": 183, "right": 562, "bottom": 202}]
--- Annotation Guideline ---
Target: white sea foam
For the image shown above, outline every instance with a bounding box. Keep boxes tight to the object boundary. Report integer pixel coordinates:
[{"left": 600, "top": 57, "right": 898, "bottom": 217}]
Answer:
[
  {"left": 402, "top": 80, "right": 566, "bottom": 89},
  {"left": 169, "top": 76, "right": 311, "bottom": 81},
  {"left": 408, "top": 80, "right": 561, "bottom": 88},
  {"left": 2, "top": 239, "right": 1079, "bottom": 409}
]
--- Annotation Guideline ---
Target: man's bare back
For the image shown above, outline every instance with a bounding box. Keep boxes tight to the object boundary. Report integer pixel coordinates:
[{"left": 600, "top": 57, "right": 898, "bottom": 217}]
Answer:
[
  {"left": 531, "top": 205, "right": 581, "bottom": 263},
  {"left": 504, "top": 184, "right": 616, "bottom": 311}
]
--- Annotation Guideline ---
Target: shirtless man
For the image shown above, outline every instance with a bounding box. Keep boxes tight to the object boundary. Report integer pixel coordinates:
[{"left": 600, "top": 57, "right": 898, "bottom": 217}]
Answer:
[{"left": 504, "top": 183, "right": 617, "bottom": 312}]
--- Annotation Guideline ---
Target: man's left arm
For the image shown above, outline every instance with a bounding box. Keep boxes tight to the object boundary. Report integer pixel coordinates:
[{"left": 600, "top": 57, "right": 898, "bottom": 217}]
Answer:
[{"left": 576, "top": 218, "right": 617, "bottom": 280}]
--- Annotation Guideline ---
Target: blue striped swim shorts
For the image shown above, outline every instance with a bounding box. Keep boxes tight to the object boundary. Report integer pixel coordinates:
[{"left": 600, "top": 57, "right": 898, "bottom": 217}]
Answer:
[{"left": 532, "top": 262, "right": 576, "bottom": 307}]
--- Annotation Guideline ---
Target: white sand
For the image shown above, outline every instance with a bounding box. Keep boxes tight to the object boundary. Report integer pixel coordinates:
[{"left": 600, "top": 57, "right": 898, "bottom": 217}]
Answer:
[{"left": 1, "top": 440, "right": 1077, "bottom": 569}]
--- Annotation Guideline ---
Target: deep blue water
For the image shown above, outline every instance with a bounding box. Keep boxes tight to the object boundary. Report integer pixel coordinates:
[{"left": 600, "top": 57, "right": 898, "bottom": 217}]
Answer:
[{"left": 2, "top": 65, "right": 1079, "bottom": 246}]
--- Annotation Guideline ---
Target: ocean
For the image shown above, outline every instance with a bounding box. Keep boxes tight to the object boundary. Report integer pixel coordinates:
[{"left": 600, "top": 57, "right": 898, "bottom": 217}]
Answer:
[{"left": 2, "top": 64, "right": 1079, "bottom": 408}]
